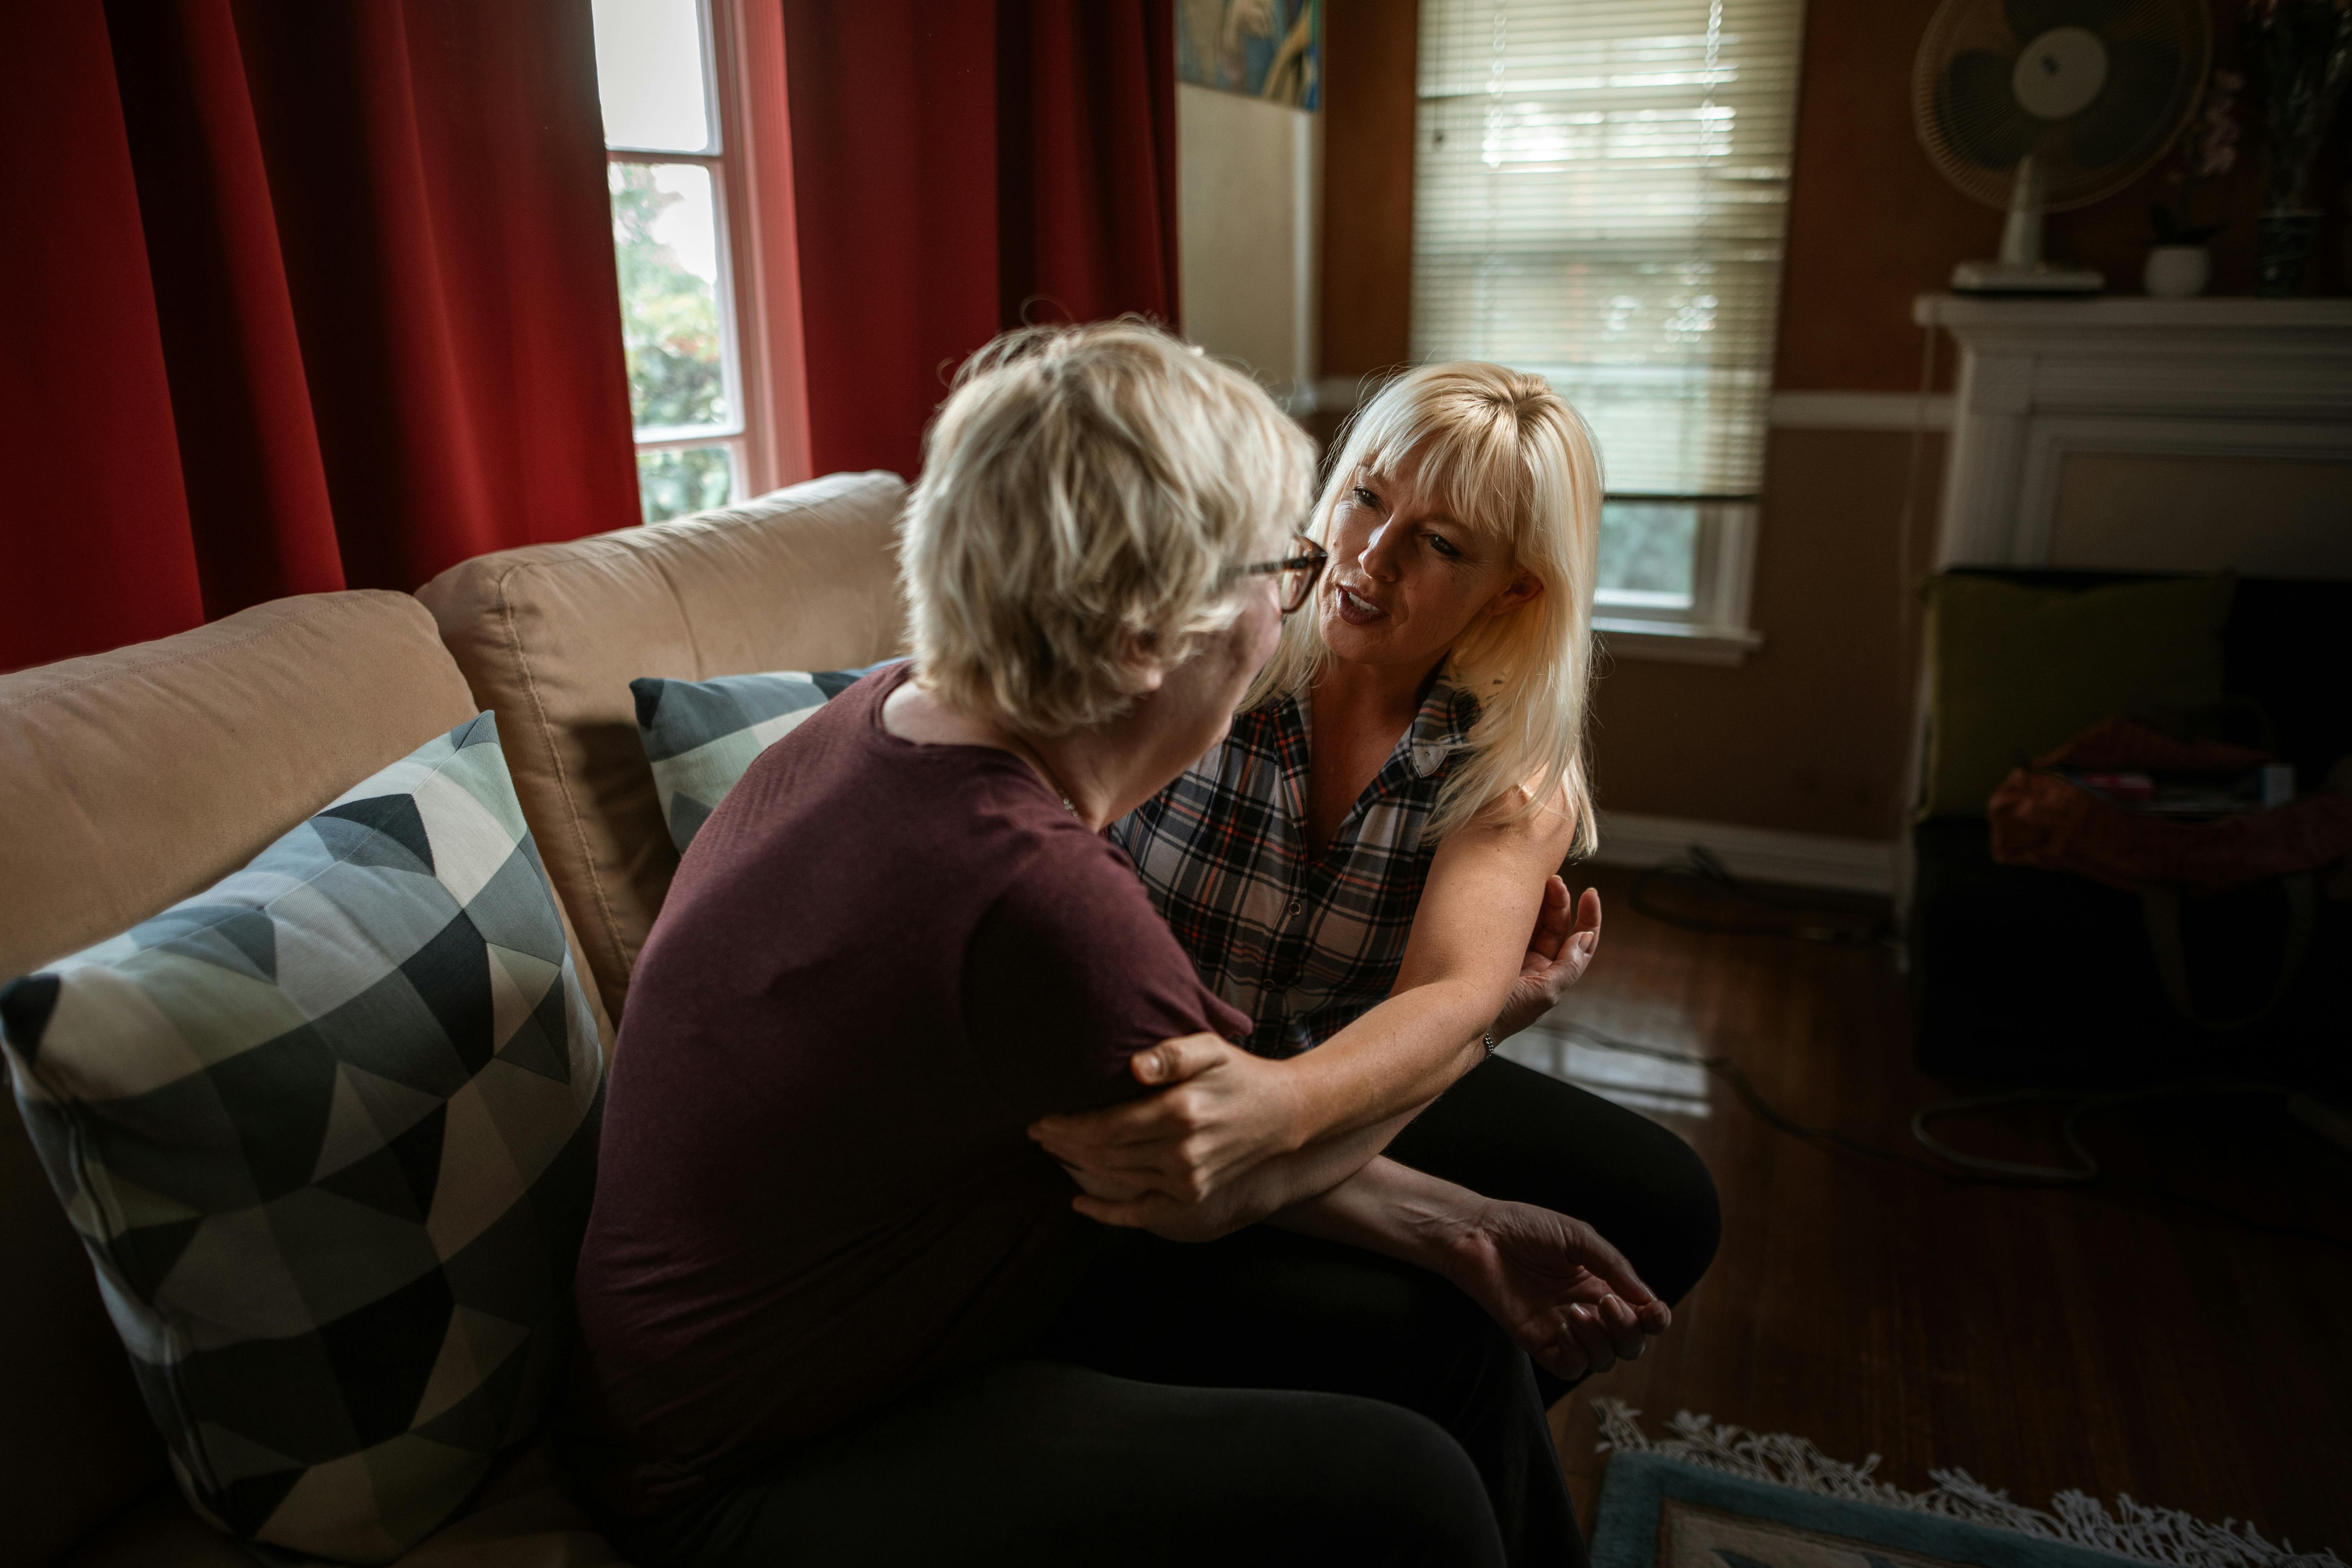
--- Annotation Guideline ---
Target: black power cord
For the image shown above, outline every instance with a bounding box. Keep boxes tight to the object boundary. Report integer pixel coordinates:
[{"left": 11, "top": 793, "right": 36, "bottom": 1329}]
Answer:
[
  {"left": 1551, "top": 1019, "right": 2352, "bottom": 1255},
  {"left": 1596, "top": 848, "right": 2352, "bottom": 1249},
  {"left": 1589, "top": 849, "right": 2352, "bottom": 1248},
  {"left": 1628, "top": 846, "right": 1898, "bottom": 948}
]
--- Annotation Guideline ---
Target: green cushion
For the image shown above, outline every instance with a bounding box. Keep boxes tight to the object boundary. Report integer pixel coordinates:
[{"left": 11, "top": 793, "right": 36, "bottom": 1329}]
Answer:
[{"left": 1919, "top": 574, "right": 2235, "bottom": 818}]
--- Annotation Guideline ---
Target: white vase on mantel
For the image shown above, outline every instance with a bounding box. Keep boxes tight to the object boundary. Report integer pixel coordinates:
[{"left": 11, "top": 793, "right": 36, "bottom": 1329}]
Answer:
[{"left": 2143, "top": 245, "right": 2211, "bottom": 298}]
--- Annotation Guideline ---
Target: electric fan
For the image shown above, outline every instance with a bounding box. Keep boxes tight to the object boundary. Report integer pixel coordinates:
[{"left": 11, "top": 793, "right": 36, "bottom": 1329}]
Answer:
[{"left": 1914, "top": 0, "right": 2211, "bottom": 293}]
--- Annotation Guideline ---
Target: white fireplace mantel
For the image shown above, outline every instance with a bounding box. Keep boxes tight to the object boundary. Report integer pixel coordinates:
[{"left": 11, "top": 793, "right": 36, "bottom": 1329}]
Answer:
[{"left": 1914, "top": 294, "right": 2352, "bottom": 568}]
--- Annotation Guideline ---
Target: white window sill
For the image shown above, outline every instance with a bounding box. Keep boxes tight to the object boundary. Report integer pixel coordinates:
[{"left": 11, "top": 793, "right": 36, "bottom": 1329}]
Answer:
[{"left": 1595, "top": 618, "right": 1764, "bottom": 667}]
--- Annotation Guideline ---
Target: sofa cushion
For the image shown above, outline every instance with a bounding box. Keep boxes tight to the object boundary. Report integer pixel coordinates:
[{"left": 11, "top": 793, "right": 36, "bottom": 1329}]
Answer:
[
  {"left": 0, "top": 593, "right": 482, "bottom": 983},
  {"left": 631, "top": 662, "right": 895, "bottom": 851},
  {"left": 0, "top": 591, "right": 608, "bottom": 1567},
  {"left": 2, "top": 714, "right": 605, "bottom": 1565},
  {"left": 1919, "top": 572, "right": 2235, "bottom": 818},
  {"left": 417, "top": 472, "right": 906, "bottom": 1022},
  {"left": 61, "top": 1443, "right": 625, "bottom": 1568}
]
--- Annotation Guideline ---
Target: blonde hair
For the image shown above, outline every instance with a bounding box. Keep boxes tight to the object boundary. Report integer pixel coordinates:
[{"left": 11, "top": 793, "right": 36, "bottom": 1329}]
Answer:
[
  {"left": 901, "top": 321, "right": 1317, "bottom": 736},
  {"left": 1240, "top": 363, "right": 1604, "bottom": 854}
]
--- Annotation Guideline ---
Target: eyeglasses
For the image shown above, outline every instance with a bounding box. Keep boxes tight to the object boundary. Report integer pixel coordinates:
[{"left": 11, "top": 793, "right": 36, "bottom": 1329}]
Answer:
[{"left": 1238, "top": 536, "right": 1328, "bottom": 615}]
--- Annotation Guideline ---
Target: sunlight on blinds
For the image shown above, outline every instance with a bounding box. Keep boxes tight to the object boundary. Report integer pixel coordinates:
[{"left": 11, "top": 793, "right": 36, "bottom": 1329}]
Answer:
[{"left": 1413, "top": 0, "right": 1805, "bottom": 498}]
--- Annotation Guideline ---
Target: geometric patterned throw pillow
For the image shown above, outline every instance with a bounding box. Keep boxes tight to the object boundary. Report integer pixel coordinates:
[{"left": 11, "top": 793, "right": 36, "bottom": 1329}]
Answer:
[
  {"left": 0, "top": 714, "right": 604, "bottom": 1565},
  {"left": 631, "top": 661, "right": 897, "bottom": 852}
]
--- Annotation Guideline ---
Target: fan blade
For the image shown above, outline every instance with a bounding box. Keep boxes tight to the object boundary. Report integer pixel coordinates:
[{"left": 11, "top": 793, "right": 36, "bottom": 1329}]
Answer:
[
  {"left": 2065, "top": 40, "right": 2181, "bottom": 168},
  {"left": 2002, "top": 0, "right": 2133, "bottom": 42},
  {"left": 1940, "top": 50, "right": 2044, "bottom": 168}
]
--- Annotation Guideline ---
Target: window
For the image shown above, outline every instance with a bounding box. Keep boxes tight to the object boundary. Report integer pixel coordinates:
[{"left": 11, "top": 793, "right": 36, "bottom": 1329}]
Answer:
[
  {"left": 593, "top": 0, "right": 803, "bottom": 523},
  {"left": 1413, "top": 0, "right": 1805, "bottom": 662}
]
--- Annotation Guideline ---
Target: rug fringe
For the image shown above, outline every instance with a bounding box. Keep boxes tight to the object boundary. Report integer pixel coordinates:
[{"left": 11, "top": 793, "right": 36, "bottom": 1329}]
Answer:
[{"left": 1591, "top": 1399, "right": 2344, "bottom": 1568}]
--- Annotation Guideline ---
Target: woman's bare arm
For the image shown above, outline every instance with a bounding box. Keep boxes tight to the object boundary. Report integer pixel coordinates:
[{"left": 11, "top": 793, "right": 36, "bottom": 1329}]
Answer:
[
  {"left": 1282, "top": 789, "right": 1587, "bottom": 1137},
  {"left": 1028, "top": 788, "right": 1589, "bottom": 1204},
  {"left": 1271, "top": 1158, "right": 1670, "bottom": 1380},
  {"left": 1068, "top": 1139, "right": 1670, "bottom": 1382},
  {"left": 1057, "top": 1102, "right": 1427, "bottom": 1239}
]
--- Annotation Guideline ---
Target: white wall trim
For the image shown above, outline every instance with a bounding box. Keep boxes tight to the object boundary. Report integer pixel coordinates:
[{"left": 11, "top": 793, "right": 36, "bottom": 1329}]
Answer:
[
  {"left": 1767, "top": 391, "right": 1954, "bottom": 430},
  {"left": 1588, "top": 811, "right": 1897, "bottom": 895}
]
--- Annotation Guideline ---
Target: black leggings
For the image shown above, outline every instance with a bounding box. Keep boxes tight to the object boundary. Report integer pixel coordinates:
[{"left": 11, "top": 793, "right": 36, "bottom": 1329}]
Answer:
[
  {"left": 600, "top": 1360, "right": 1508, "bottom": 1567},
  {"left": 1389, "top": 1053, "right": 1723, "bottom": 1403},
  {"left": 605, "top": 1055, "right": 1720, "bottom": 1568}
]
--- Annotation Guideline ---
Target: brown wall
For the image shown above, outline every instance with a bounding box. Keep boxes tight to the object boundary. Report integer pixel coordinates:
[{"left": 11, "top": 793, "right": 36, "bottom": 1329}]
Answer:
[
  {"left": 1590, "top": 431, "right": 1944, "bottom": 838},
  {"left": 1776, "top": 0, "right": 1985, "bottom": 393},
  {"left": 1319, "top": 0, "right": 1419, "bottom": 381},
  {"left": 1316, "top": 0, "right": 2337, "bottom": 842}
]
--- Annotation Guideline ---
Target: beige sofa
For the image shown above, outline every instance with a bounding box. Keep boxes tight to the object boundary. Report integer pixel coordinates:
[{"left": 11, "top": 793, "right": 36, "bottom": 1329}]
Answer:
[{"left": 0, "top": 472, "right": 905, "bottom": 1568}]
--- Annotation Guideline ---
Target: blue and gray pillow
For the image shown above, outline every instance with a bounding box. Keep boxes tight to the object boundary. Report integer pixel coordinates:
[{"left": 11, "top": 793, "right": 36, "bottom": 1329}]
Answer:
[
  {"left": 0, "top": 714, "right": 604, "bottom": 1564},
  {"left": 632, "top": 661, "right": 899, "bottom": 851}
]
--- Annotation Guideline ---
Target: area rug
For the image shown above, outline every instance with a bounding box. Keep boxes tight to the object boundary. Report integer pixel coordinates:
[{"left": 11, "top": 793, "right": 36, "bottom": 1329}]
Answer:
[{"left": 1588, "top": 1401, "right": 2344, "bottom": 1568}]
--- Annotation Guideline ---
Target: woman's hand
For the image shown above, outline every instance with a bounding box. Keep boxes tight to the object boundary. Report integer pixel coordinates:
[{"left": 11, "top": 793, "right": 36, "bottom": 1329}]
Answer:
[
  {"left": 1490, "top": 876, "right": 1601, "bottom": 1042},
  {"left": 1055, "top": 1152, "right": 1263, "bottom": 1244},
  {"left": 1029, "top": 1034, "right": 1307, "bottom": 1205},
  {"left": 1065, "top": 1168, "right": 1274, "bottom": 1244},
  {"left": 1440, "top": 1197, "right": 1668, "bottom": 1382}
]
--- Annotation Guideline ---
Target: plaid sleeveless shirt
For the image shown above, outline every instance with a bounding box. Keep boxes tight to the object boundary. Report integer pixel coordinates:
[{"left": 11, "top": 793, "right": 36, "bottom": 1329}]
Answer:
[{"left": 1108, "top": 675, "right": 1480, "bottom": 1058}]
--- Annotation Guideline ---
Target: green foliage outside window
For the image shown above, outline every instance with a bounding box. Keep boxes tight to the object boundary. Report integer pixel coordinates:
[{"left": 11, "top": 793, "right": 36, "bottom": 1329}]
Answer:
[
  {"left": 610, "top": 161, "right": 733, "bottom": 523},
  {"left": 1597, "top": 502, "right": 1698, "bottom": 606},
  {"left": 636, "top": 447, "right": 733, "bottom": 525},
  {"left": 610, "top": 163, "right": 728, "bottom": 434}
]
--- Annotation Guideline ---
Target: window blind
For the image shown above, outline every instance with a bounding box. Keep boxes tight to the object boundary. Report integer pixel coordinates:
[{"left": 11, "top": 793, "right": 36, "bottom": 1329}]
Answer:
[{"left": 1413, "top": 0, "right": 1805, "bottom": 499}]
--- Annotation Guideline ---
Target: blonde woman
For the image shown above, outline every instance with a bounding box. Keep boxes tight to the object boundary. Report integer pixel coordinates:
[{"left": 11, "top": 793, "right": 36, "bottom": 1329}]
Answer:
[
  {"left": 574, "top": 327, "right": 1671, "bottom": 1568},
  {"left": 1037, "top": 363, "right": 1721, "bottom": 1400}
]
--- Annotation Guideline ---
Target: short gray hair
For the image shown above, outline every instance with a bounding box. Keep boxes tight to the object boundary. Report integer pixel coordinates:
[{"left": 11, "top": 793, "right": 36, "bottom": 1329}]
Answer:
[{"left": 901, "top": 320, "right": 1315, "bottom": 735}]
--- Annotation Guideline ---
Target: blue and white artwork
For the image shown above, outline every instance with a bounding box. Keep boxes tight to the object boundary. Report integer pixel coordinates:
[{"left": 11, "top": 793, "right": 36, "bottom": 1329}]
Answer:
[{"left": 1177, "top": 0, "right": 1321, "bottom": 110}]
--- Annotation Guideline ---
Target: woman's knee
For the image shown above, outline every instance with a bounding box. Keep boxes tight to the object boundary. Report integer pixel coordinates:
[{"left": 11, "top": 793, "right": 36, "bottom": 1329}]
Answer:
[
  {"left": 1530, "top": 1083, "right": 1722, "bottom": 1307},
  {"left": 1487, "top": 1066, "right": 1722, "bottom": 1306},
  {"left": 1291, "top": 1400, "right": 1506, "bottom": 1568},
  {"left": 1623, "top": 1120, "right": 1721, "bottom": 1307}
]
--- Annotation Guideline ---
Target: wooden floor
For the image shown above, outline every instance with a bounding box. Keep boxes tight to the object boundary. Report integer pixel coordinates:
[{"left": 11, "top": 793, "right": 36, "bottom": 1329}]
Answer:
[{"left": 1529, "top": 868, "right": 2352, "bottom": 1556}]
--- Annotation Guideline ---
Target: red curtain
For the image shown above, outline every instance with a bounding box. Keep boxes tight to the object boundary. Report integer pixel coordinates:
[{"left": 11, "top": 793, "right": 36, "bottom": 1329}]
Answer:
[
  {"left": 781, "top": 0, "right": 1180, "bottom": 481},
  {"left": 0, "top": 0, "right": 638, "bottom": 675}
]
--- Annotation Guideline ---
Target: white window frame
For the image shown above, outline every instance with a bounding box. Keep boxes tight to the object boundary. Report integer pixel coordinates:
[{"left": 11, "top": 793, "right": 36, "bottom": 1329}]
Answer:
[
  {"left": 1408, "top": 0, "right": 1804, "bottom": 666},
  {"left": 1593, "top": 499, "right": 1762, "bottom": 665},
  {"left": 601, "top": 0, "right": 801, "bottom": 518}
]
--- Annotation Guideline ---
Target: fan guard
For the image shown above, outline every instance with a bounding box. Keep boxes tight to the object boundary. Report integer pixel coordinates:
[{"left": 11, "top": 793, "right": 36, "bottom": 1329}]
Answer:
[{"left": 1914, "top": 0, "right": 2211, "bottom": 214}]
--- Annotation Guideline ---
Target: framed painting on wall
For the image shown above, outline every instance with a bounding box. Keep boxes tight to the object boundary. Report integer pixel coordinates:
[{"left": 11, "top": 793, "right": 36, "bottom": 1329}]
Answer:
[{"left": 1177, "top": 0, "right": 1321, "bottom": 109}]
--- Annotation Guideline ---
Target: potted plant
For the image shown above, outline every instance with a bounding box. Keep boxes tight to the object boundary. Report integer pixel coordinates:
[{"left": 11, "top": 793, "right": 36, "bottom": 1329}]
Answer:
[
  {"left": 2147, "top": 70, "right": 2242, "bottom": 296},
  {"left": 2243, "top": 0, "right": 2352, "bottom": 296}
]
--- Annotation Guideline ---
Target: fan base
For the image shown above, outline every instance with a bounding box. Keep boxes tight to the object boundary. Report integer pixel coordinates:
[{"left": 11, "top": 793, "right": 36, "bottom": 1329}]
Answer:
[{"left": 1952, "top": 259, "right": 2104, "bottom": 294}]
